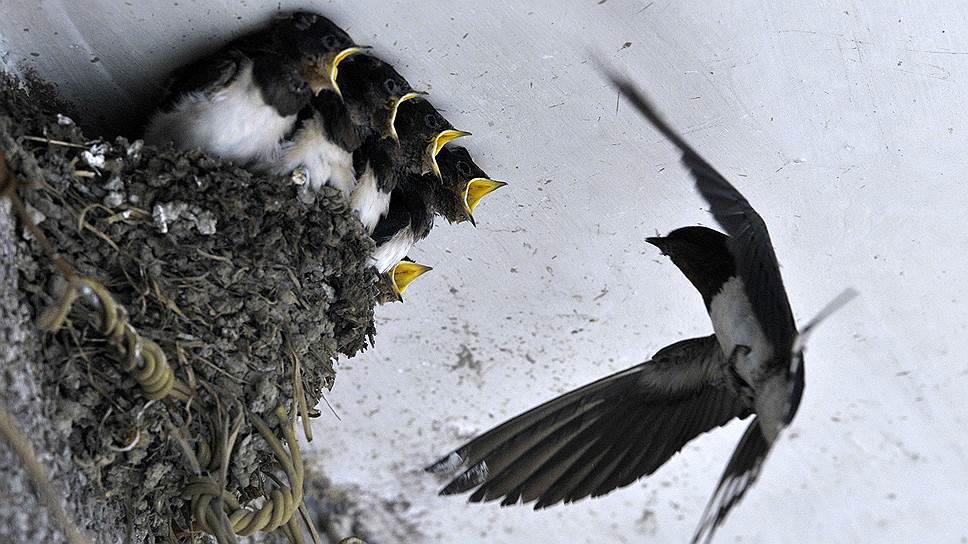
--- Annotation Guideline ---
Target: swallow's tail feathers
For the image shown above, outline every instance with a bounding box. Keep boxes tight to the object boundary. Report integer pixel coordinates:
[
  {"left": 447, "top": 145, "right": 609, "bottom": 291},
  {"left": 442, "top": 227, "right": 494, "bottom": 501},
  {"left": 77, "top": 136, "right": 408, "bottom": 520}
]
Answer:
[
  {"left": 691, "top": 418, "right": 772, "bottom": 544},
  {"left": 793, "top": 287, "right": 859, "bottom": 356},
  {"left": 426, "top": 335, "right": 751, "bottom": 509}
]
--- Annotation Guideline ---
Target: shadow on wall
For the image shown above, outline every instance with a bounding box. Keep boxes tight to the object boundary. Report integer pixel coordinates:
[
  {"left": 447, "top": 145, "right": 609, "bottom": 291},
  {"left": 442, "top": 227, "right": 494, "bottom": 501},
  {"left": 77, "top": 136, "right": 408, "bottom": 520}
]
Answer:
[{"left": 0, "top": 1, "right": 323, "bottom": 136}]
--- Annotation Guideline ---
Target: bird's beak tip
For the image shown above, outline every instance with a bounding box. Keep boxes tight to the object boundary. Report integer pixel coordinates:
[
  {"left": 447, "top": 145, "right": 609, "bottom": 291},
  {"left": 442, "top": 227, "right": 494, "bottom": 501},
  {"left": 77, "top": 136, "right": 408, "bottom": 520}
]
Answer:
[
  {"left": 463, "top": 178, "right": 506, "bottom": 217},
  {"left": 645, "top": 237, "right": 667, "bottom": 253},
  {"left": 435, "top": 129, "right": 472, "bottom": 154},
  {"left": 390, "top": 261, "right": 433, "bottom": 298}
]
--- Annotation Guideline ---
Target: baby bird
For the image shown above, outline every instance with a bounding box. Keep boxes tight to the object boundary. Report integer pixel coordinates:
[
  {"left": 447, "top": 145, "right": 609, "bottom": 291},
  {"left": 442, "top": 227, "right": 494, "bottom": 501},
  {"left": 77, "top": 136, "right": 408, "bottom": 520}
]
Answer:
[
  {"left": 367, "top": 147, "right": 504, "bottom": 274},
  {"left": 369, "top": 174, "right": 435, "bottom": 273},
  {"left": 351, "top": 97, "right": 470, "bottom": 233},
  {"left": 145, "top": 12, "right": 360, "bottom": 166},
  {"left": 376, "top": 258, "right": 434, "bottom": 303},
  {"left": 433, "top": 146, "right": 507, "bottom": 226},
  {"left": 268, "top": 54, "right": 422, "bottom": 198}
]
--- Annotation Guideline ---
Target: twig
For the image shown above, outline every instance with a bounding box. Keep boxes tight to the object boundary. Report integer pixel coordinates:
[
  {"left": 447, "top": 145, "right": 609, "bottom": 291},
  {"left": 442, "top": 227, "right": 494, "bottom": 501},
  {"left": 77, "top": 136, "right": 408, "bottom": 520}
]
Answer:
[{"left": 20, "top": 135, "right": 89, "bottom": 149}]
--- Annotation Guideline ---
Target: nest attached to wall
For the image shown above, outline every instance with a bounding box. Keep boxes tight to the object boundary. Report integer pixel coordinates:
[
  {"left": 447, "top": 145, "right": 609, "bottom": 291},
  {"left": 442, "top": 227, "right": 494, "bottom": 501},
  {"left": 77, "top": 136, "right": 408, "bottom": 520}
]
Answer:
[{"left": 0, "top": 72, "right": 381, "bottom": 542}]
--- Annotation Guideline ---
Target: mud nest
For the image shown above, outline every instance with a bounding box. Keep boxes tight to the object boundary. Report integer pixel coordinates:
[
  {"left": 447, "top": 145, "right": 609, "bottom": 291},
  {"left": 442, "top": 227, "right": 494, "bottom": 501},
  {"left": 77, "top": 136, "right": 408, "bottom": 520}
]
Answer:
[{"left": 0, "top": 72, "right": 380, "bottom": 542}]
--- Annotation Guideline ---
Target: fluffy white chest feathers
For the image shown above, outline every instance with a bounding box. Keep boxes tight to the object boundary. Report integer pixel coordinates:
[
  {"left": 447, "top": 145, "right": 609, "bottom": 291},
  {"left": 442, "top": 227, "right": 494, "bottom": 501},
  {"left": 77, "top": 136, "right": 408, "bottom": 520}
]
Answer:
[
  {"left": 708, "top": 276, "right": 774, "bottom": 383},
  {"left": 369, "top": 228, "right": 415, "bottom": 273},
  {"left": 274, "top": 117, "right": 356, "bottom": 198},
  {"left": 350, "top": 164, "right": 391, "bottom": 234},
  {"left": 145, "top": 63, "right": 295, "bottom": 165}
]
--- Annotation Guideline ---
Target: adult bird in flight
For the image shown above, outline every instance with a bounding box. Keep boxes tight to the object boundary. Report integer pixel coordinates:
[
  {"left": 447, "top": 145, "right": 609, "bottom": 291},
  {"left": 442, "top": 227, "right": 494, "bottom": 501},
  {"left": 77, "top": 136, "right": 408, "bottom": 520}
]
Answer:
[{"left": 427, "top": 71, "right": 855, "bottom": 543}]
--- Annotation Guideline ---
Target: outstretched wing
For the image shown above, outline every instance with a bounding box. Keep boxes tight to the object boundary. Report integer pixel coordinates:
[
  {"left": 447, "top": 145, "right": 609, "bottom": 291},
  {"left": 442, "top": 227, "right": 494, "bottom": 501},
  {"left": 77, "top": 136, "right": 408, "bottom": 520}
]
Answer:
[
  {"left": 426, "top": 335, "right": 751, "bottom": 508},
  {"left": 608, "top": 74, "right": 797, "bottom": 355}
]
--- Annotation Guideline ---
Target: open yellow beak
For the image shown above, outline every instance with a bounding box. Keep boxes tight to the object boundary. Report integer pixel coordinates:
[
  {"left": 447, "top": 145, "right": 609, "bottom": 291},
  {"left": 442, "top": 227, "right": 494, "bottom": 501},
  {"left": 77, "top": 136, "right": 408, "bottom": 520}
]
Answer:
[
  {"left": 463, "top": 178, "right": 507, "bottom": 224},
  {"left": 427, "top": 129, "right": 472, "bottom": 178},
  {"left": 386, "top": 91, "right": 426, "bottom": 141},
  {"left": 390, "top": 261, "right": 433, "bottom": 299},
  {"left": 328, "top": 46, "right": 365, "bottom": 97}
]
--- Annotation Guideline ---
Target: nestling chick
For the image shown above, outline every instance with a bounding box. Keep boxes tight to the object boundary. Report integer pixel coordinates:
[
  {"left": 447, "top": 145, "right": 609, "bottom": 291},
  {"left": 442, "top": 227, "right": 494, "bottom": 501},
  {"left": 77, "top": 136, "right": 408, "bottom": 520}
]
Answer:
[
  {"left": 350, "top": 97, "right": 470, "bottom": 233},
  {"left": 268, "top": 54, "right": 422, "bottom": 197},
  {"left": 145, "top": 12, "right": 360, "bottom": 166}
]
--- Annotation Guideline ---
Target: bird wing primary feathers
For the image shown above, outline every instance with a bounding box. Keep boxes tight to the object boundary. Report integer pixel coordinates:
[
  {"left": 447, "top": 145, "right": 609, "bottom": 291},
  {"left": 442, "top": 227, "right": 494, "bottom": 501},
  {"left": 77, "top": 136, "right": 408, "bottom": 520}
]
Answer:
[
  {"left": 607, "top": 75, "right": 796, "bottom": 356},
  {"left": 426, "top": 335, "right": 751, "bottom": 509}
]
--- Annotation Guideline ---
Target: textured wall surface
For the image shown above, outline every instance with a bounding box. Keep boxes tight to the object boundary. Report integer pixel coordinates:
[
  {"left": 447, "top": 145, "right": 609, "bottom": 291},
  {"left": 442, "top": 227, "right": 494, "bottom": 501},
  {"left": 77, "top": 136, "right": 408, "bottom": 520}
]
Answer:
[{"left": 3, "top": 1, "right": 967, "bottom": 542}]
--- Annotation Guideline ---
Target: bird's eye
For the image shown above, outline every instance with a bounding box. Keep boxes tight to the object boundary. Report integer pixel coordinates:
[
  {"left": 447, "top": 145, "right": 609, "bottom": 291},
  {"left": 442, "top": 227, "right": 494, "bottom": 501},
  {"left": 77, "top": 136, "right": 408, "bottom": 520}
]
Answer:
[
  {"left": 323, "top": 35, "right": 340, "bottom": 49},
  {"left": 384, "top": 79, "right": 398, "bottom": 94},
  {"left": 424, "top": 114, "right": 441, "bottom": 129},
  {"left": 457, "top": 161, "right": 472, "bottom": 176}
]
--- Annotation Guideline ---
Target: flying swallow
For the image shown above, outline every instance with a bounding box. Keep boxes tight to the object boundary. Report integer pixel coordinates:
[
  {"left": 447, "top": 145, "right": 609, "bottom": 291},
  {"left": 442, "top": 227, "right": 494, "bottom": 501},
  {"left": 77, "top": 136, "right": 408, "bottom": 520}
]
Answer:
[{"left": 427, "top": 73, "right": 855, "bottom": 544}]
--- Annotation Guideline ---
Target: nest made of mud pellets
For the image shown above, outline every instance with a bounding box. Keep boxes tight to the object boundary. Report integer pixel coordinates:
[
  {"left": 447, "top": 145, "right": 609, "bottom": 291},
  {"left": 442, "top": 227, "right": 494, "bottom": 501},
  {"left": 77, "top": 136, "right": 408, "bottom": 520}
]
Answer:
[{"left": 0, "top": 72, "right": 383, "bottom": 542}]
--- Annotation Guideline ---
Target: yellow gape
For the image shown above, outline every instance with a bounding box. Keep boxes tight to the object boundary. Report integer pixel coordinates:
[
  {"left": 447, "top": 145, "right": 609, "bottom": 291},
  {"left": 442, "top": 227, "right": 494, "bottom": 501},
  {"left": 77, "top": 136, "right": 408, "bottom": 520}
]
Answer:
[
  {"left": 390, "top": 261, "right": 433, "bottom": 299},
  {"left": 427, "top": 129, "right": 472, "bottom": 177},
  {"left": 463, "top": 178, "right": 507, "bottom": 220},
  {"left": 328, "top": 46, "right": 365, "bottom": 96},
  {"left": 386, "top": 91, "right": 426, "bottom": 140}
]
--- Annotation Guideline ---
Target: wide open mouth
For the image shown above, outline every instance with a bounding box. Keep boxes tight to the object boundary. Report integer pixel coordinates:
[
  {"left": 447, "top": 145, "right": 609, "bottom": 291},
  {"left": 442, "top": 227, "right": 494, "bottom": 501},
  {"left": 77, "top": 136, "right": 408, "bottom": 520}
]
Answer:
[
  {"left": 390, "top": 261, "right": 433, "bottom": 298},
  {"left": 386, "top": 92, "right": 426, "bottom": 141},
  {"left": 462, "top": 178, "right": 508, "bottom": 221},
  {"left": 426, "top": 130, "right": 472, "bottom": 178}
]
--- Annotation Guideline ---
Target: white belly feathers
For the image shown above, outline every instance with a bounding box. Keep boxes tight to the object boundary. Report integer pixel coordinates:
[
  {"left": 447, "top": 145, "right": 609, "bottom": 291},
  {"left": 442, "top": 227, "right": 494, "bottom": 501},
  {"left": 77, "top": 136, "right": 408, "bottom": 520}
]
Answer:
[
  {"left": 369, "top": 228, "right": 415, "bottom": 273},
  {"left": 145, "top": 62, "right": 295, "bottom": 166},
  {"left": 350, "top": 164, "right": 391, "bottom": 234},
  {"left": 708, "top": 276, "right": 774, "bottom": 384},
  {"left": 273, "top": 116, "right": 356, "bottom": 198}
]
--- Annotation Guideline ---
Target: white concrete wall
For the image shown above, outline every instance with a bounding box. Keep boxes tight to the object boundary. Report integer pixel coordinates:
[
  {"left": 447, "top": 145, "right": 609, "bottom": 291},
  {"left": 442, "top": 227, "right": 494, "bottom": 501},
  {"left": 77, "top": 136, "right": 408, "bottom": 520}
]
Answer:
[{"left": 4, "top": 1, "right": 967, "bottom": 542}]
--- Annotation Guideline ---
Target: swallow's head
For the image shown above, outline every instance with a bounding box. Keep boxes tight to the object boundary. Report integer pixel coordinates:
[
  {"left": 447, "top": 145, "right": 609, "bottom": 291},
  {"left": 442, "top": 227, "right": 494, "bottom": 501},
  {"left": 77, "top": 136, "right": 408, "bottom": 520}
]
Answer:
[
  {"left": 339, "top": 55, "right": 426, "bottom": 140},
  {"left": 393, "top": 98, "right": 471, "bottom": 178},
  {"left": 435, "top": 146, "right": 506, "bottom": 225},
  {"left": 646, "top": 226, "right": 729, "bottom": 259},
  {"left": 283, "top": 13, "right": 364, "bottom": 96},
  {"left": 647, "top": 226, "right": 735, "bottom": 305}
]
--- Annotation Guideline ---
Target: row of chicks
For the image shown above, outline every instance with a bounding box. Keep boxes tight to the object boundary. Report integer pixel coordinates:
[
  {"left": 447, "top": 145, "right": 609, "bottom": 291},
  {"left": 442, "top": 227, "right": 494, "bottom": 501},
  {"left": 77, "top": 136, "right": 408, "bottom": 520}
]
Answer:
[{"left": 145, "top": 11, "right": 506, "bottom": 299}]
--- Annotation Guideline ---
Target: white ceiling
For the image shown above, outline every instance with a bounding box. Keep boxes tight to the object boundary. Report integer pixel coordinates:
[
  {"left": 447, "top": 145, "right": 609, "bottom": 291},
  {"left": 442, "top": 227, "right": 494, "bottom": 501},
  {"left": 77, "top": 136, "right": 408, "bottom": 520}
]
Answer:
[{"left": 3, "top": 1, "right": 967, "bottom": 542}]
